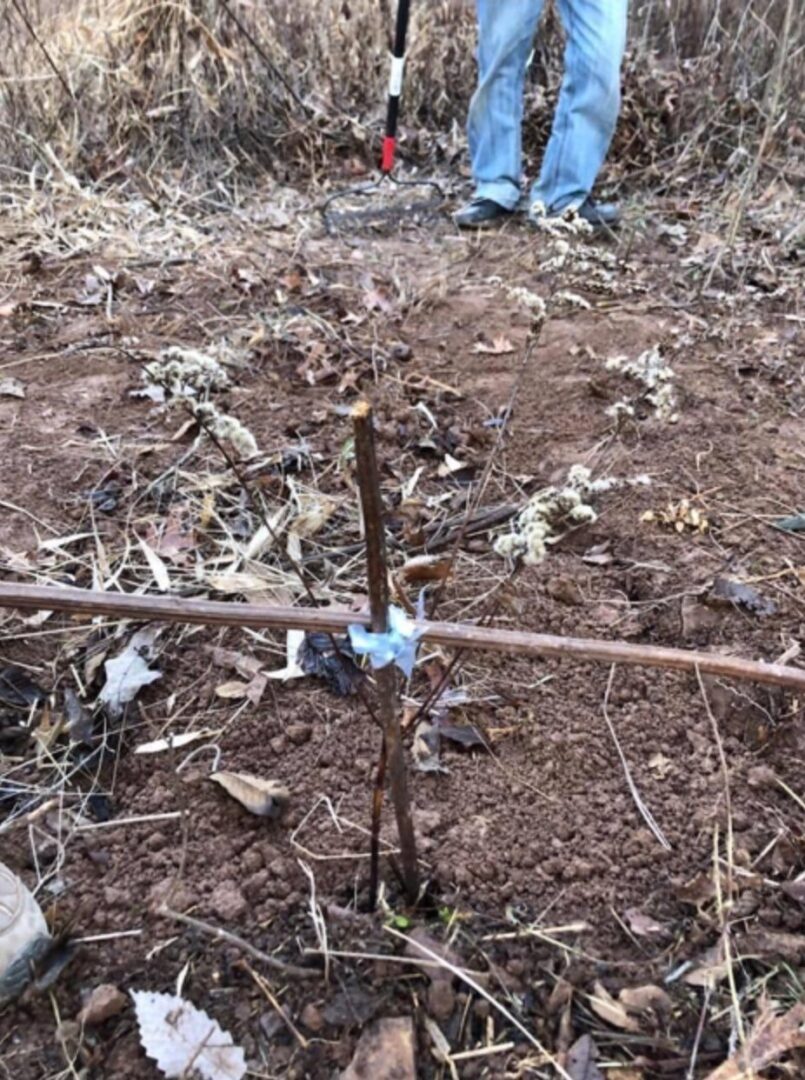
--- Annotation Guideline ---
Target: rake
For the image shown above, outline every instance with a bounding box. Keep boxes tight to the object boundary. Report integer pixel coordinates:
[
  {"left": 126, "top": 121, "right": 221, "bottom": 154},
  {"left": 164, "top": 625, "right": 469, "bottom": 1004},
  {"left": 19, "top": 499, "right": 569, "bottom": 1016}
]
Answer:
[{"left": 320, "top": 0, "right": 444, "bottom": 232}]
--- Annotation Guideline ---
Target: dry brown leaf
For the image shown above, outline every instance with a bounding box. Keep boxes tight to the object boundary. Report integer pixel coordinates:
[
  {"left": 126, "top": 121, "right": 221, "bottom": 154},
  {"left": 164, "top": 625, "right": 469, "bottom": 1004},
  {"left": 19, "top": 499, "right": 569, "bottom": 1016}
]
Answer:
[
  {"left": 676, "top": 870, "right": 716, "bottom": 907},
  {"left": 737, "top": 929, "right": 805, "bottom": 963},
  {"left": 704, "top": 1000, "right": 805, "bottom": 1080},
  {"left": 291, "top": 496, "right": 337, "bottom": 539},
  {"left": 215, "top": 680, "right": 250, "bottom": 700},
  {"left": 683, "top": 940, "right": 728, "bottom": 988},
  {"left": 204, "top": 646, "right": 263, "bottom": 680},
  {"left": 398, "top": 555, "right": 452, "bottom": 583},
  {"left": 619, "top": 985, "right": 672, "bottom": 1017},
  {"left": 209, "top": 772, "right": 289, "bottom": 818},
  {"left": 589, "top": 981, "right": 640, "bottom": 1033},
  {"left": 245, "top": 672, "right": 268, "bottom": 707}
]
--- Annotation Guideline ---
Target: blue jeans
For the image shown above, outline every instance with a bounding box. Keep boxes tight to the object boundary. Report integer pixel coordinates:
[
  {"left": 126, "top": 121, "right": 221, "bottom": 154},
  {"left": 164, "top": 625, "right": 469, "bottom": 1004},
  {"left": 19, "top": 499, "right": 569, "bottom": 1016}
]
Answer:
[{"left": 468, "top": 0, "right": 628, "bottom": 212}]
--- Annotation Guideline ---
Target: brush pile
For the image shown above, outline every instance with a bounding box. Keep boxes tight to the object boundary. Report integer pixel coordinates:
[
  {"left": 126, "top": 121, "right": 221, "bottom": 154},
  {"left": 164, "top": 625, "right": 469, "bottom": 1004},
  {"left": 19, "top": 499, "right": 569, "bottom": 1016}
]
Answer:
[{"left": 0, "top": 0, "right": 802, "bottom": 186}]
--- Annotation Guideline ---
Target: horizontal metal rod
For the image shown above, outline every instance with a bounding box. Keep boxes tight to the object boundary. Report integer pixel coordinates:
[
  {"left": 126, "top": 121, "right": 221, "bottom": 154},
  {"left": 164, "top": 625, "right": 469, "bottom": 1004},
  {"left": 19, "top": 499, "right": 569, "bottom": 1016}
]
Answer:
[{"left": 0, "top": 583, "right": 803, "bottom": 691}]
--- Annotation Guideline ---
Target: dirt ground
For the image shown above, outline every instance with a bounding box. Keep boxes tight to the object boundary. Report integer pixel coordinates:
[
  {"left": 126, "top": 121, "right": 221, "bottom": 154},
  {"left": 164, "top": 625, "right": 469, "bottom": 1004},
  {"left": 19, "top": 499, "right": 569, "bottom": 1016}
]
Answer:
[{"left": 0, "top": 178, "right": 803, "bottom": 1079}]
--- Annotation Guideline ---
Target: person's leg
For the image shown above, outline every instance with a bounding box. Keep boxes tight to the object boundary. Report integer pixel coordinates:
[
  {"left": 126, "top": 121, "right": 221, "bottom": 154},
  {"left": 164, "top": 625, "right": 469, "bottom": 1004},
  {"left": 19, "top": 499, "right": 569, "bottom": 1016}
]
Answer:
[
  {"left": 530, "top": 0, "right": 627, "bottom": 214},
  {"left": 467, "top": 0, "right": 546, "bottom": 211}
]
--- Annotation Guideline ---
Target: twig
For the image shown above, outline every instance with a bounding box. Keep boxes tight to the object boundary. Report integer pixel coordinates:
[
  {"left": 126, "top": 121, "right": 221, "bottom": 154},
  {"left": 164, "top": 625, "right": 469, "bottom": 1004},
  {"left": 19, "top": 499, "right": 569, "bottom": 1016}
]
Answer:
[
  {"left": 75, "top": 811, "right": 182, "bottom": 831},
  {"left": 352, "top": 400, "right": 419, "bottom": 905},
  {"left": 383, "top": 925, "right": 573, "bottom": 1079},
  {"left": 9, "top": 0, "right": 75, "bottom": 103},
  {"left": 602, "top": 666, "right": 672, "bottom": 850},
  {"left": 159, "top": 906, "right": 319, "bottom": 980},
  {"left": 1, "top": 583, "right": 805, "bottom": 690},
  {"left": 240, "top": 962, "right": 309, "bottom": 1049}
]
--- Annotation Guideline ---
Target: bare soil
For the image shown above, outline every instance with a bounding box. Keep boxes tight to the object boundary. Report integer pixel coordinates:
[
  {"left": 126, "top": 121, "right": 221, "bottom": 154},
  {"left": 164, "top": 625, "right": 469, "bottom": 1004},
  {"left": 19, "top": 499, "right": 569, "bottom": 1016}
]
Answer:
[{"left": 0, "top": 180, "right": 803, "bottom": 1079}]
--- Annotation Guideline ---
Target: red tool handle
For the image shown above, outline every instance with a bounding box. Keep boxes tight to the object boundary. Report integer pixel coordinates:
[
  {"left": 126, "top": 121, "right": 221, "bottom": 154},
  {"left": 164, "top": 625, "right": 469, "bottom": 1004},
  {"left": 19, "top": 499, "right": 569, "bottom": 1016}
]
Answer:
[{"left": 381, "top": 0, "right": 411, "bottom": 174}]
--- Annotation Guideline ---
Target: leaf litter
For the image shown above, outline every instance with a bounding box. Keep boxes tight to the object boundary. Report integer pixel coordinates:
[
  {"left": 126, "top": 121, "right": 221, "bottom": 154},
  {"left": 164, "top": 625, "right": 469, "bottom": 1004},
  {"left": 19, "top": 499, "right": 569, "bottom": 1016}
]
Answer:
[
  {"left": 98, "top": 628, "right": 162, "bottom": 719},
  {"left": 209, "top": 772, "right": 289, "bottom": 818},
  {"left": 131, "top": 990, "right": 246, "bottom": 1080}
]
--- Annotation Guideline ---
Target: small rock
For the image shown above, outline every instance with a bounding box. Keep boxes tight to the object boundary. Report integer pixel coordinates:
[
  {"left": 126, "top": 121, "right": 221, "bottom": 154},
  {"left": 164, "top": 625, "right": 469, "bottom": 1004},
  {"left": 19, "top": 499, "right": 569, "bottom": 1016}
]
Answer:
[
  {"left": 269, "top": 735, "right": 287, "bottom": 755},
  {"left": 546, "top": 575, "right": 583, "bottom": 606},
  {"left": 341, "top": 1017, "right": 416, "bottom": 1080},
  {"left": 286, "top": 723, "right": 312, "bottom": 746},
  {"left": 300, "top": 1003, "right": 324, "bottom": 1032},
  {"left": 427, "top": 980, "right": 455, "bottom": 1021},
  {"left": 681, "top": 595, "right": 722, "bottom": 637},
  {"left": 209, "top": 880, "right": 248, "bottom": 921},
  {"left": 78, "top": 983, "right": 127, "bottom": 1026}
]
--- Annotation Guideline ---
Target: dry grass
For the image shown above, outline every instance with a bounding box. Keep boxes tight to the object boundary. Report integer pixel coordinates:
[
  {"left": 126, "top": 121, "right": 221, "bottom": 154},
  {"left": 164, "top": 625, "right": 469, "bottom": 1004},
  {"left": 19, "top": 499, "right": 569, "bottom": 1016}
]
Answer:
[{"left": 0, "top": 0, "right": 802, "bottom": 190}]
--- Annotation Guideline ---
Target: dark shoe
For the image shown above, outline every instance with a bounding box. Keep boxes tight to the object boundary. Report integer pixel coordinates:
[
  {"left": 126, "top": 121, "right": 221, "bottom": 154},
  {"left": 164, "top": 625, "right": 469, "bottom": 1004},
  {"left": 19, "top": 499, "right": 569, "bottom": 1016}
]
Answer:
[
  {"left": 577, "top": 198, "right": 620, "bottom": 228},
  {"left": 453, "top": 198, "right": 512, "bottom": 229}
]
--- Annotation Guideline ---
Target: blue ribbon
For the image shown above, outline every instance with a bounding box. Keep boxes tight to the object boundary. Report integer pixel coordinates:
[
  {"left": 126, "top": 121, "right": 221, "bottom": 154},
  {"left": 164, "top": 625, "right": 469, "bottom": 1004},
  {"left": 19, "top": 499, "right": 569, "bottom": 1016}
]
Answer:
[{"left": 348, "top": 605, "right": 423, "bottom": 678}]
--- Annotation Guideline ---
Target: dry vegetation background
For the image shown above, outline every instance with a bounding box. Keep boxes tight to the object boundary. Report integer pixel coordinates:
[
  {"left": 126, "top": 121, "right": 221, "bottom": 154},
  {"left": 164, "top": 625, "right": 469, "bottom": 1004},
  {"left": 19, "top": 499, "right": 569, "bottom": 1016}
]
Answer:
[{"left": 0, "top": 0, "right": 802, "bottom": 193}]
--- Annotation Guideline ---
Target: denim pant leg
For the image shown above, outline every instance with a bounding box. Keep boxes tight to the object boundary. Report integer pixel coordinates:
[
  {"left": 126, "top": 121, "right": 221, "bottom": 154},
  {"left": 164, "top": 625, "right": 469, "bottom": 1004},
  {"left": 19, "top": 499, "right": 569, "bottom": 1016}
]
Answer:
[
  {"left": 531, "top": 0, "right": 627, "bottom": 212},
  {"left": 469, "top": 0, "right": 545, "bottom": 211}
]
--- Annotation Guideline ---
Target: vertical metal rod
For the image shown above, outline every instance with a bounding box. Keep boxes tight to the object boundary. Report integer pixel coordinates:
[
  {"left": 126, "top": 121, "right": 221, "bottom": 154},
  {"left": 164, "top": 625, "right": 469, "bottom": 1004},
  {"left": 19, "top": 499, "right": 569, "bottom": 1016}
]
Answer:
[{"left": 351, "top": 400, "right": 420, "bottom": 903}]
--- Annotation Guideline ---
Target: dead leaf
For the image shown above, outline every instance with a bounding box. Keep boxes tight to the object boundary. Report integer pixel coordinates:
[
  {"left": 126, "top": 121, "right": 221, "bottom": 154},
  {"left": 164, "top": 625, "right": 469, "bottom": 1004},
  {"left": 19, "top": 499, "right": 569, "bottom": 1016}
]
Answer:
[
  {"left": 131, "top": 990, "right": 246, "bottom": 1079},
  {"left": 137, "top": 535, "right": 171, "bottom": 592},
  {"left": 436, "top": 453, "right": 474, "bottom": 479},
  {"left": 209, "top": 772, "right": 289, "bottom": 818},
  {"left": 619, "top": 984, "right": 672, "bottom": 1017},
  {"left": 204, "top": 646, "right": 263, "bottom": 680},
  {"left": 582, "top": 542, "right": 613, "bottom": 566},
  {"left": 676, "top": 870, "right": 716, "bottom": 908},
  {"left": 135, "top": 731, "right": 219, "bottom": 755},
  {"left": 473, "top": 336, "right": 515, "bottom": 355},
  {"left": 624, "top": 909, "right": 668, "bottom": 938},
  {"left": 0, "top": 377, "right": 25, "bottom": 399},
  {"left": 566, "top": 1034, "right": 604, "bottom": 1080},
  {"left": 710, "top": 578, "right": 776, "bottom": 617},
  {"left": 245, "top": 672, "right": 268, "bottom": 706},
  {"left": 98, "top": 629, "right": 162, "bottom": 719},
  {"left": 704, "top": 999, "right": 805, "bottom": 1080},
  {"left": 737, "top": 929, "right": 805, "bottom": 963},
  {"left": 291, "top": 495, "right": 337, "bottom": 539},
  {"left": 145, "top": 507, "right": 196, "bottom": 564},
  {"left": 588, "top": 981, "right": 640, "bottom": 1032},
  {"left": 683, "top": 940, "right": 728, "bottom": 988},
  {"left": 215, "top": 680, "right": 251, "bottom": 700},
  {"left": 398, "top": 555, "right": 452, "bottom": 583}
]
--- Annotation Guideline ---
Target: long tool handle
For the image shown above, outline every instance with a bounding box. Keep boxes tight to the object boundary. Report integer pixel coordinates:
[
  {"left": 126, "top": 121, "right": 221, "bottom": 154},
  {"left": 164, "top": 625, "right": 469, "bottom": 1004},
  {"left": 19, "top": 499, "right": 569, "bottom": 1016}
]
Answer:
[{"left": 381, "top": 0, "right": 411, "bottom": 173}]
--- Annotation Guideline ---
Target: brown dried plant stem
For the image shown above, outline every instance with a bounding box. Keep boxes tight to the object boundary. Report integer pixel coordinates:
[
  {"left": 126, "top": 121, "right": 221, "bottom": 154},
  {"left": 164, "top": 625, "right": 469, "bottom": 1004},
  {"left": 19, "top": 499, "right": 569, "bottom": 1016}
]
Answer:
[
  {"left": 1, "top": 583, "right": 805, "bottom": 692},
  {"left": 351, "top": 400, "right": 420, "bottom": 904}
]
